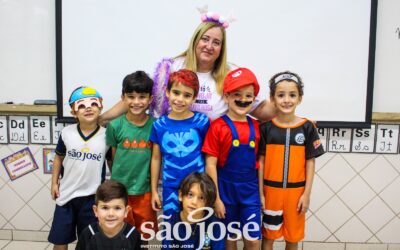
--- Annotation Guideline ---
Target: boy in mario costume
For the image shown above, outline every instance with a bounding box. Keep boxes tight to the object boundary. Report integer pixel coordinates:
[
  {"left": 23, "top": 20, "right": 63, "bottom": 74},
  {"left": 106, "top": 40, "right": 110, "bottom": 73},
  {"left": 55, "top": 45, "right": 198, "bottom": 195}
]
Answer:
[{"left": 203, "top": 68, "right": 262, "bottom": 250}]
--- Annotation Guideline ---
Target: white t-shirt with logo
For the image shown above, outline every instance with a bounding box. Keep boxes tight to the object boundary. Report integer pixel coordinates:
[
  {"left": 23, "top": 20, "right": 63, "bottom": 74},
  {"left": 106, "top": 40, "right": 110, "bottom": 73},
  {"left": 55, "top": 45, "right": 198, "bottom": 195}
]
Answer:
[
  {"left": 172, "top": 57, "right": 261, "bottom": 121},
  {"left": 55, "top": 124, "right": 108, "bottom": 206}
]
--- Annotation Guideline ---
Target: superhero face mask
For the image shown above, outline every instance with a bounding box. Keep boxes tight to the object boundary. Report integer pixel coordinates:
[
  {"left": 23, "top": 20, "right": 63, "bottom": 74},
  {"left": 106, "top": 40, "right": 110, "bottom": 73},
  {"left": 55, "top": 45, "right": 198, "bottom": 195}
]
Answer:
[{"left": 73, "top": 97, "right": 102, "bottom": 111}]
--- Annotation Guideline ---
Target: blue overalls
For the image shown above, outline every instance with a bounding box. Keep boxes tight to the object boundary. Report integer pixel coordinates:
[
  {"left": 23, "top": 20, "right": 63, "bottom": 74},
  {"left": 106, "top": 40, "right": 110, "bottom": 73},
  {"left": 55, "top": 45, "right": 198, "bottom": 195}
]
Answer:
[{"left": 218, "top": 115, "right": 261, "bottom": 239}]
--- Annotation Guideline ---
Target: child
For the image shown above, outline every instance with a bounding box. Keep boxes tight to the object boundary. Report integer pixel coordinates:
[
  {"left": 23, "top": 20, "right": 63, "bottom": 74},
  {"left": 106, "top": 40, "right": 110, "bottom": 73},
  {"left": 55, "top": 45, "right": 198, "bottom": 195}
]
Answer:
[
  {"left": 259, "top": 71, "right": 325, "bottom": 250},
  {"left": 48, "top": 86, "right": 108, "bottom": 250},
  {"left": 150, "top": 69, "right": 210, "bottom": 216},
  {"left": 164, "top": 172, "right": 225, "bottom": 249},
  {"left": 106, "top": 71, "right": 157, "bottom": 235},
  {"left": 202, "top": 68, "right": 262, "bottom": 250},
  {"left": 76, "top": 180, "right": 143, "bottom": 250}
]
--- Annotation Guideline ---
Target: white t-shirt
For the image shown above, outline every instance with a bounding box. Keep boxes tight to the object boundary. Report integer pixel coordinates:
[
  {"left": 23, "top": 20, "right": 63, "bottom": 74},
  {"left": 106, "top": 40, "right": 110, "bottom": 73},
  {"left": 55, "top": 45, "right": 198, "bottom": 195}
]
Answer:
[
  {"left": 56, "top": 124, "right": 108, "bottom": 206},
  {"left": 172, "top": 57, "right": 261, "bottom": 121}
]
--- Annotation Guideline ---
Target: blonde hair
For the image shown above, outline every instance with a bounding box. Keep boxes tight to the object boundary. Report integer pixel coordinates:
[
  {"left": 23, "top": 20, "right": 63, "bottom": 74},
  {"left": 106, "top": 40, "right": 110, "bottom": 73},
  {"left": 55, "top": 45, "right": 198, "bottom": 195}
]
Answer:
[{"left": 176, "top": 22, "right": 229, "bottom": 95}]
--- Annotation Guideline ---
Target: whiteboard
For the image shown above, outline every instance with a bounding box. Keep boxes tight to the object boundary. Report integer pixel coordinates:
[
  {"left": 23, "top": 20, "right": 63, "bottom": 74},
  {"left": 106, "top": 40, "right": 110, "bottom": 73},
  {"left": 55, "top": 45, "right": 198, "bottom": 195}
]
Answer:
[
  {"left": 373, "top": 0, "right": 400, "bottom": 113},
  {"left": 0, "top": 0, "right": 56, "bottom": 104},
  {"left": 56, "top": 0, "right": 377, "bottom": 127}
]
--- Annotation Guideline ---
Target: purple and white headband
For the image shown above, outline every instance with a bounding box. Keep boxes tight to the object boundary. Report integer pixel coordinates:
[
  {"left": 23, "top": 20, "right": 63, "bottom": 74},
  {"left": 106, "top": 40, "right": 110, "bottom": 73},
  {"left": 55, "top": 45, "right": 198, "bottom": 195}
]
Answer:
[{"left": 197, "top": 5, "right": 235, "bottom": 29}]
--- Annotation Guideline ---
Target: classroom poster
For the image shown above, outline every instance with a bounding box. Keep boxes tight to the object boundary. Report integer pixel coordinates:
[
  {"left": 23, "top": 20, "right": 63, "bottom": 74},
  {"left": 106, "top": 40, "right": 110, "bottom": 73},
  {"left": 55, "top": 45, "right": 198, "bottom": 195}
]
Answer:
[
  {"left": 42, "top": 148, "right": 55, "bottom": 174},
  {"left": 1, "top": 147, "right": 38, "bottom": 181}
]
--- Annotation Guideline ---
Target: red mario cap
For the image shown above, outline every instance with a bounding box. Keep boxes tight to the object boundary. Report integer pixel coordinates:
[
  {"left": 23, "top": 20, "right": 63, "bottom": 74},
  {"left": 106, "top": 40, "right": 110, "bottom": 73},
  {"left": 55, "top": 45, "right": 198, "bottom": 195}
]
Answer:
[{"left": 223, "top": 68, "right": 260, "bottom": 96}]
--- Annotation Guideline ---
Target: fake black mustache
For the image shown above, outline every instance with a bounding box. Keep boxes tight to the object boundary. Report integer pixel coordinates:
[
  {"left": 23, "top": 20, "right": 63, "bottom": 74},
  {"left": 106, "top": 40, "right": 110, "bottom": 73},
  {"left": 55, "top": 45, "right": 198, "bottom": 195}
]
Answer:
[{"left": 234, "top": 100, "right": 253, "bottom": 107}]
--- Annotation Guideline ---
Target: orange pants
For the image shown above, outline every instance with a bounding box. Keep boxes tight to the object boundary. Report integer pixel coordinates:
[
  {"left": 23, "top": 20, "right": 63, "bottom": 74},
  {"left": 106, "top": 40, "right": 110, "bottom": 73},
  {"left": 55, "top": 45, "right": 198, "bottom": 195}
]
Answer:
[
  {"left": 262, "top": 186, "right": 305, "bottom": 242},
  {"left": 125, "top": 192, "right": 157, "bottom": 236}
]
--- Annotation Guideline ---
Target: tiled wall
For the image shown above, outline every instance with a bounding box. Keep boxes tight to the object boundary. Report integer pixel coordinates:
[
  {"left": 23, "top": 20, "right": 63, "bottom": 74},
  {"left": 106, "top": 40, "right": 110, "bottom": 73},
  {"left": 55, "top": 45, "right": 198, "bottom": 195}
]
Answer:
[
  {"left": 0, "top": 144, "right": 400, "bottom": 244},
  {"left": 0, "top": 144, "right": 54, "bottom": 233},
  {"left": 306, "top": 152, "right": 400, "bottom": 243}
]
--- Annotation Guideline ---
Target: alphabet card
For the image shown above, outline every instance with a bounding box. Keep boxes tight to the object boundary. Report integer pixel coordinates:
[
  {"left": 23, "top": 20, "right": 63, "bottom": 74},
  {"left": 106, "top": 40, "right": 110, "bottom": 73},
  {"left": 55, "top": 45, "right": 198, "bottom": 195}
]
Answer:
[
  {"left": 351, "top": 125, "right": 376, "bottom": 153},
  {"left": 0, "top": 116, "right": 7, "bottom": 144},
  {"left": 30, "top": 116, "right": 51, "bottom": 144},
  {"left": 52, "top": 116, "right": 64, "bottom": 145},
  {"left": 8, "top": 116, "right": 29, "bottom": 144},
  {"left": 328, "top": 128, "right": 352, "bottom": 152},
  {"left": 317, "top": 127, "right": 328, "bottom": 151},
  {"left": 1, "top": 147, "right": 38, "bottom": 181},
  {"left": 375, "top": 124, "right": 399, "bottom": 154}
]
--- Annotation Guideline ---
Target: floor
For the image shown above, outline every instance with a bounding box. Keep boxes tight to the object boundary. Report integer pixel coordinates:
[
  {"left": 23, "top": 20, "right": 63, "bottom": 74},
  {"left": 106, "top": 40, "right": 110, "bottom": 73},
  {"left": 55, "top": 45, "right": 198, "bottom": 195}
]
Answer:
[
  {"left": 0, "top": 240, "right": 74, "bottom": 250},
  {"left": 0, "top": 240, "right": 399, "bottom": 250}
]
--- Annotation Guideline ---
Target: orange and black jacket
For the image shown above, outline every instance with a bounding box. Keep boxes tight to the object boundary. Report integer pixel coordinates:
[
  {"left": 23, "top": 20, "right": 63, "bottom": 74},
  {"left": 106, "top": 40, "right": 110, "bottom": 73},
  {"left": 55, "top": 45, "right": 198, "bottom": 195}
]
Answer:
[{"left": 259, "top": 118, "right": 325, "bottom": 189}]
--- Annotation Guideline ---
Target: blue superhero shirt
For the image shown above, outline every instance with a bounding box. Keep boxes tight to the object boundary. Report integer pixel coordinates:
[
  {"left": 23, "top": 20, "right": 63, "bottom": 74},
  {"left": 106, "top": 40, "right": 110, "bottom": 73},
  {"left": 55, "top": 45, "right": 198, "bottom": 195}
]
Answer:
[{"left": 150, "top": 112, "right": 210, "bottom": 188}]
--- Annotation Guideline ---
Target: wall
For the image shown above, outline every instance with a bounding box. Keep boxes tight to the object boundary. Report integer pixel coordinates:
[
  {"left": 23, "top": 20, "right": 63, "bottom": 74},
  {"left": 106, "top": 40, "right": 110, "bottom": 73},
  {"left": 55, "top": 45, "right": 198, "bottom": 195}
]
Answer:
[
  {"left": 56, "top": 0, "right": 374, "bottom": 125},
  {"left": 0, "top": 112, "right": 400, "bottom": 245},
  {"left": 0, "top": 0, "right": 400, "bottom": 247},
  {"left": 373, "top": 0, "right": 400, "bottom": 113},
  {"left": 0, "top": 0, "right": 56, "bottom": 104},
  {"left": 0, "top": 0, "right": 398, "bottom": 112}
]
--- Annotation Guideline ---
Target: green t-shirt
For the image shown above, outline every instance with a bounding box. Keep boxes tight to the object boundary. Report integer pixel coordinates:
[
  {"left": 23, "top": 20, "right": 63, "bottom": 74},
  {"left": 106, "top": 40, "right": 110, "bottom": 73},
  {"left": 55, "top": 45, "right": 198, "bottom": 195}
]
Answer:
[{"left": 106, "top": 115, "right": 154, "bottom": 195}]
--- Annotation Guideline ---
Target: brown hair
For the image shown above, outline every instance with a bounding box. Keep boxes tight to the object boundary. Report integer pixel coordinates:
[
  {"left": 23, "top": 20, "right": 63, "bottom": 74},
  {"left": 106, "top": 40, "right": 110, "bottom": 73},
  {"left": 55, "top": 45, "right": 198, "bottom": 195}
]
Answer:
[
  {"left": 95, "top": 180, "right": 128, "bottom": 206},
  {"left": 179, "top": 172, "right": 216, "bottom": 207},
  {"left": 269, "top": 71, "right": 304, "bottom": 98}
]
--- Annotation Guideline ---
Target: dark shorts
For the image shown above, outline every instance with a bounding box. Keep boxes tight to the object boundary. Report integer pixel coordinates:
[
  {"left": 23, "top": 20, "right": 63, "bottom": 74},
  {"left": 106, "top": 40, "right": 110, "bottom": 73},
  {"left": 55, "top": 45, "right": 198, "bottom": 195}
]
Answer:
[
  {"left": 48, "top": 195, "right": 97, "bottom": 245},
  {"left": 224, "top": 204, "right": 262, "bottom": 240},
  {"left": 218, "top": 177, "right": 262, "bottom": 240}
]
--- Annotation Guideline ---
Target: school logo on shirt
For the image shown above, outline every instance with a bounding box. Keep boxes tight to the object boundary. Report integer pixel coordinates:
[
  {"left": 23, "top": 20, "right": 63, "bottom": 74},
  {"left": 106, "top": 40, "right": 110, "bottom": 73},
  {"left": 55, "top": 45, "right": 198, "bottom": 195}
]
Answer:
[
  {"left": 67, "top": 148, "right": 103, "bottom": 161},
  {"left": 295, "top": 133, "right": 305, "bottom": 144}
]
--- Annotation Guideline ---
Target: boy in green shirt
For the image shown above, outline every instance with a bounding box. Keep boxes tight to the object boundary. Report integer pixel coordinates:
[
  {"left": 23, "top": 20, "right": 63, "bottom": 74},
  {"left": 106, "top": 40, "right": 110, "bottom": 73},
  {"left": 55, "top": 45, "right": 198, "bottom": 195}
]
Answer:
[{"left": 106, "top": 71, "right": 157, "bottom": 237}]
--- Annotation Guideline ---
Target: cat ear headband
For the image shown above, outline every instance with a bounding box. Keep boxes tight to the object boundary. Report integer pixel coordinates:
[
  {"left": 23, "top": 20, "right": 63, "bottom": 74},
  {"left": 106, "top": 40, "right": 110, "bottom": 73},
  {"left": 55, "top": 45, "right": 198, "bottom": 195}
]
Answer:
[{"left": 197, "top": 5, "right": 235, "bottom": 28}]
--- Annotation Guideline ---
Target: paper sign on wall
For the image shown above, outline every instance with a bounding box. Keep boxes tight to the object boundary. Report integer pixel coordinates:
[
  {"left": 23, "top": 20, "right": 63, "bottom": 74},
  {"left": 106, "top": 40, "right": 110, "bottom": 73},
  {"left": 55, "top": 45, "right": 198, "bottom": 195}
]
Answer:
[
  {"left": 8, "top": 116, "right": 29, "bottom": 144},
  {"left": 351, "top": 125, "right": 376, "bottom": 153},
  {"left": 317, "top": 128, "right": 328, "bottom": 151},
  {"left": 1, "top": 147, "right": 38, "bottom": 181},
  {"left": 375, "top": 124, "right": 399, "bottom": 153},
  {"left": 52, "top": 116, "right": 64, "bottom": 145},
  {"left": 0, "top": 116, "right": 8, "bottom": 143},
  {"left": 42, "top": 148, "right": 55, "bottom": 174},
  {"left": 30, "top": 116, "right": 51, "bottom": 144},
  {"left": 328, "top": 128, "right": 352, "bottom": 152}
]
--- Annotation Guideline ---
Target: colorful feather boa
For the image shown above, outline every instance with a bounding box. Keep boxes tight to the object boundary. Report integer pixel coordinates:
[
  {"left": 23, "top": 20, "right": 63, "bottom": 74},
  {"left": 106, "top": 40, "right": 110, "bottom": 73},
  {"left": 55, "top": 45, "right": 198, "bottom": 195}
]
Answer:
[{"left": 150, "top": 58, "right": 174, "bottom": 118}]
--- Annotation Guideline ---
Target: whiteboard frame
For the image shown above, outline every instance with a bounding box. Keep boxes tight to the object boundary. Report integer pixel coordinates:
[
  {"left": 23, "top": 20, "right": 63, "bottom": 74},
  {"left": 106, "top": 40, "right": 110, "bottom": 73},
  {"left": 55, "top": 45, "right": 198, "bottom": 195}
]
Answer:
[{"left": 55, "top": 0, "right": 377, "bottom": 128}]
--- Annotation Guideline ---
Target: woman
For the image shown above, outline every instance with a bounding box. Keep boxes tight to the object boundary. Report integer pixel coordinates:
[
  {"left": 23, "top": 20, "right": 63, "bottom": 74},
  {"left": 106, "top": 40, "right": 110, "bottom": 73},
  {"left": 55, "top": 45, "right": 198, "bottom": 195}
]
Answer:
[{"left": 100, "top": 16, "right": 275, "bottom": 123}]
